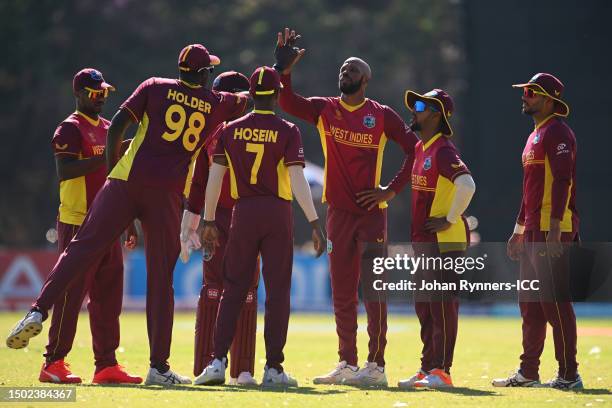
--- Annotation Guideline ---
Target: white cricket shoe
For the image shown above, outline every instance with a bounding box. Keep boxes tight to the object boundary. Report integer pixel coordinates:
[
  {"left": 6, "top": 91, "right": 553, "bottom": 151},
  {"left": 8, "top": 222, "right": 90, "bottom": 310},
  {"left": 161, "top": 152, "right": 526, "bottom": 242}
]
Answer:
[
  {"left": 414, "top": 368, "right": 453, "bottom": 388},
  {"left": 398, "top": 369, "right": 428, "bottom": 388},
  {"left": 261, "top": 366, "right": 298, "bottom": 387},
  {"left": 194, "top": 358, "right": 226, "bottom": 385},
  {"left": 228, "top": 371, "right": 258, "bottom": 386},
  {"left": 144, "top": 367, "right": 191, "bottom": 385},
  {"left": 6, "top": 310, "right": 43, "bottom": 349},
  {"left": 543, "top": 374, "right": 583, "bottom": 390},
  {"left": 492, "top": 369, "right": 540, "bottom": 387},
  {"left": 343, "top": 361, "right": 388, "bottom": 387},
  {"left": 312, "top": 361, "right": 359, "bottom": 385}
]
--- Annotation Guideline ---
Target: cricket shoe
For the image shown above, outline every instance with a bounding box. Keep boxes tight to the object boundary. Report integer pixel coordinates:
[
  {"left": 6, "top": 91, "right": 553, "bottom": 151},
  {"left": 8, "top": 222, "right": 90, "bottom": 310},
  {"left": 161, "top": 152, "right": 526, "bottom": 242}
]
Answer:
[
  {"left": 492, "top": 369, "right": 540, "bottom": 387},
  {"left": 414, "top": 368, "right": 453, "bottom": 388},
  {"left": 93, "top": 364, "right": 142, "bottom": 384},
  {"left": 194, "top": 358, "right": 226, "bottom": 385},
  {"left": 39, "top": 360, "right": 82, "bottom": 384},
  {"left": 145, "top": 367, "right": 191, "bottom": 385},
  {"left": 543, "top": 374, "right": 584, "bottom": 390},
  {"left": 398, "top": 369, "right": 428, "bottom": 388},
  {"left": 6, "top": 310, "right": 43, "bottom": 349},
  {"left": 228, "top": 371, "right": 258, "bottom": 386},
  {"left": 261, "top": 366, "right": 298, "bottom": 387},
  {"left": 312, "top": 361, "right": 359, "bottom": 385},
  {"left": 343, "top": 361, "right": 388, "bottom": 387}
]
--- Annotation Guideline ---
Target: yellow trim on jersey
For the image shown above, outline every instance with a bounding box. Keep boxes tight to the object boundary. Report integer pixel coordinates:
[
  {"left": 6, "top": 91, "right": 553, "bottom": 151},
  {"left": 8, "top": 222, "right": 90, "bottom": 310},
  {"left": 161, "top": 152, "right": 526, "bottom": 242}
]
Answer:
[
  {"left": 317, "top": 117, "right": 328, "bottom": 203},
  {"left": 253, "top": 109, "right": 275, "bottom": 115},
  {"left": 339, "top": 98, "right": 367, "bottom": 112},
  {"left": 430, "top": 174, "right": 467, "bottom": 252},
  {"left": 183, "top": 146, "right": 203, "bottom": 198},
  {"left": 179, "top": 79, "right": 202, "bottom": 89},
  {"left": 76, "top": 110, "right": 100, "bottom": 127},
  {"left": 226, "top": 150, "right": 239, "bottom": 199},
  {"left": 422, "top": 132, "right": 443, "bottom": 151},
  {"left": 412, "top": 185, "right": 437, "bottom": 192},
  {"left": 535, "top": 114, "right": 555, "bottom": 130},
  {"left": 109, "top": 112, "right": 149, "bottom": 180},
  {"left": 523, "top": 159, "right": 545, "bottom": 166},
  {"left": 540, "top": 156, "right": 573, "bottom": 232},
  {"left": 375, "top": 133, "right": 388, "bottom": 209},
  {"left": 257, "top": 67, "right": 265, "bottom": 84},
  {"left": 277, "top": 158, "right": 292, "bottom": 200},
  {"left": 58, "top": 152, "right": 88, "bottom": 225}
]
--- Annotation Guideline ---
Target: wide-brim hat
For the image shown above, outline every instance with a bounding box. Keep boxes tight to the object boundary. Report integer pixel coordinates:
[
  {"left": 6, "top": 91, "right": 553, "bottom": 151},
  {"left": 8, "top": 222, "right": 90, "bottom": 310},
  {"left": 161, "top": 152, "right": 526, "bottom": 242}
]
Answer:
[
  {"left": 512, "top": 72, "right": 569, "bottom": 117},
  {"left": 405, "top": 88, "right": 455, "bottom": 136}
]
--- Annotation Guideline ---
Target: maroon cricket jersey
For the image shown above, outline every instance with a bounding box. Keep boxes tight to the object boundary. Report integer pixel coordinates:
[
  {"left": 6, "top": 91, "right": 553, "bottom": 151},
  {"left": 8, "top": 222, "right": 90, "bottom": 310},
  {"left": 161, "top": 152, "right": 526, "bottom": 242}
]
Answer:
[
  {"left": 109, "top": 77, "right": 247, "bottom": 192},
  {"left": 52, "top": 111, "right": 109, "bottom": 225},
  {"left": 279, "top": 73, "right": 418, "bottom": 214},
  {"left": 411, "top": 133, "right": 471, "bottom": 247},
  {"left": 213, "top": 110, "right": 305, "bottom": 200},
  {"left": 518, "top": 115, "right": 579, "bottom": 232}
]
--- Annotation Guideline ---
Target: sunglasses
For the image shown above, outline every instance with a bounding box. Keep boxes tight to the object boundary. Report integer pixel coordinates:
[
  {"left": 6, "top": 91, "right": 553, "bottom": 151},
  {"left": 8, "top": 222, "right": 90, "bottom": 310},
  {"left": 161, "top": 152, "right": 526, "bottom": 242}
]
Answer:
[
  {"left": 523, "top": 87, "right": 548, "bottom": 98},
  {"left": 84, "top": 87, "right": 109, "bottom": 100},
  {"left": 414, "top": 100, "right": 439, "bottom": 113},
  {"left": 198, "top": 66, "right": 215, "bottom": 73}
]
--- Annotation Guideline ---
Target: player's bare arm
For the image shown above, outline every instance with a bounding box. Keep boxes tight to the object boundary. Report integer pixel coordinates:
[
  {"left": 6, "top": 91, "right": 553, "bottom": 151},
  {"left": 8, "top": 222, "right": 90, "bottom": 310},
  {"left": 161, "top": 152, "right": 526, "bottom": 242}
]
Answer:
[
  {"left": 355, "top": 188, "right": 396, "bottom": 211},
  {"left": 546, "top": 218, "right": 563, "bottom": 257},
  {"left": 106, "top": 109, "right": 134, "bottom": 174},
  {"left": 274, "top": 27, "right": 305, "bottom": 75},
  {"left": 55, "top": 154, "right": 105, "bottom": 181}
]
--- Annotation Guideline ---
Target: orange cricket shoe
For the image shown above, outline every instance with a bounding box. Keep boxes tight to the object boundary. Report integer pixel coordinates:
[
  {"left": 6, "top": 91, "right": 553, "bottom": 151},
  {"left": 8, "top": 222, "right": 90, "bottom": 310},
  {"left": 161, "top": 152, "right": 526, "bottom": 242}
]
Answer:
[
  {"left": 39, "top": 360, "right": 82, "bottom": 384},
  {"left": 92, "top": 364, "right": 143, "bottom": 384},
  {"left": 414, "top": 368, "right": 453, "bottom": 388}
]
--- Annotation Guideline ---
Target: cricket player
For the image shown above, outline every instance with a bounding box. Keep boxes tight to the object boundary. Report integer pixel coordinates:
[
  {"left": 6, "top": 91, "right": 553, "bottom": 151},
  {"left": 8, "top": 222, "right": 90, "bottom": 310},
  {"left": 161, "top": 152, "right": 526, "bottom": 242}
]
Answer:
[
  {"left": 397, "top": 89, "right": 475, "bottom": 389},
  {"left": 273, "top": 28, "right": 418, "bottom": 386},
  {"left": 181, "top": 71, "right": 260, "bottom": 385},
  {"left": 7, "top": 44, "right": 248, "bottom": 385},
  {"left": 31, "top": 68, "right": 141, "bottom": 384},
  {"left": 493, "top": 73, "right": 582, "bottom": 389},
  {"left": 194, "top": 66, "right": 325, "bottom": 387}
]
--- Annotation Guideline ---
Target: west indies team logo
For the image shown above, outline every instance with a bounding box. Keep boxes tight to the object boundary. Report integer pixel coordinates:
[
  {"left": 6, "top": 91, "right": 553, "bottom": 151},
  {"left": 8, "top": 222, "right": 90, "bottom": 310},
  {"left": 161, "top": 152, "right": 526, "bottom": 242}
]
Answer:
[
  {"left": 533, "top": 133, "right": 541, "bottom": 144},
  {"left": 89, "top": 70, "right": 103, "bottom": 81},
  {"left": 363, "top": 114, "right": 376, "bottom": 129},
  {"left": 423, "top": 156, "right": 432, "bottom": 170}
]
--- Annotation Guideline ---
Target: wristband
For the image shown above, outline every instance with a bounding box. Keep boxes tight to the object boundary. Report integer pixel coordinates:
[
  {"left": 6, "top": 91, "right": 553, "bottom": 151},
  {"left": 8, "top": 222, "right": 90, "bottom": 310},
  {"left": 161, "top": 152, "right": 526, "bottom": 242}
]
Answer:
[{"left": 513, "top": 223, "right": 525, "bottom": 235}]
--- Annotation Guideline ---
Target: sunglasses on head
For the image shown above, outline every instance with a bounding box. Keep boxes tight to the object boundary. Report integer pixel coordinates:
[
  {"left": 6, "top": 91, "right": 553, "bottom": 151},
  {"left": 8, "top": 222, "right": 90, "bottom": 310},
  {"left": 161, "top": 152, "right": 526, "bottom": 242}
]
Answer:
[
  {"left": 523, "top": 87, "right": 548, "bottom": 98},
  {"left": 414, "top": 100, "right": 439, "bottom": 113},
  {"left": 84, "top": 87, "right": 109, "bottom": 100}
]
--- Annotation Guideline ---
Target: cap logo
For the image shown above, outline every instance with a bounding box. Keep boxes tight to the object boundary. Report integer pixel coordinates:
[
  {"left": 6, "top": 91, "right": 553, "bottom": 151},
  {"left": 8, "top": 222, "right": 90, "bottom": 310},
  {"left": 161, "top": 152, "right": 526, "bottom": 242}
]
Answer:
[
  {"left": 89, "top": 70, "right": 102, "bottom": 81},
  {"left": 554, "top": 90, "right": 560, "bottom": 96}
]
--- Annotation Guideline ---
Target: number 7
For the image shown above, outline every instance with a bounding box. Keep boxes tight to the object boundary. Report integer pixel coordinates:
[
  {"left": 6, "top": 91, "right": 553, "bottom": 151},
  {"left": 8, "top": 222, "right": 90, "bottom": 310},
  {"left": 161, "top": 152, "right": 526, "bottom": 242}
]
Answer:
[{"left": 246, "top": 143, "right": 264, "bottom": 184}]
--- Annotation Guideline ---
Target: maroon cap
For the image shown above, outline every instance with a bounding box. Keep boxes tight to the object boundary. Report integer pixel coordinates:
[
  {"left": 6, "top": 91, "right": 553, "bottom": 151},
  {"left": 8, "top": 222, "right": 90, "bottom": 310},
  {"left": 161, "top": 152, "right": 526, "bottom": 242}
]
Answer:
[
  {"left": 249, "top": 66, "right": 282, "bottom": 96},
  {"left": 178, "top": 44, "right": 220, "bottom": 72},
  {"left": 73, "top": 68, "right": 115, "bottom": 93},
  {"left": 404, "top": 88, "right": 455, "bottom": 136},
  {"left": 212, "top": 71, "right": 249, "bottom": 92},
  {"left": 512, "top": 73, "right": 569, "bottom": 117}
]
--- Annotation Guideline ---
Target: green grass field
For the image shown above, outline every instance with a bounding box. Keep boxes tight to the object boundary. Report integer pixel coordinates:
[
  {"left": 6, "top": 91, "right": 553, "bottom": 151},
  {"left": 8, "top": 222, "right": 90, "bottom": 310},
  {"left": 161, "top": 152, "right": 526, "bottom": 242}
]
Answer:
[{"left": 0, "top": 312, "right": 610, "bottom": 407}]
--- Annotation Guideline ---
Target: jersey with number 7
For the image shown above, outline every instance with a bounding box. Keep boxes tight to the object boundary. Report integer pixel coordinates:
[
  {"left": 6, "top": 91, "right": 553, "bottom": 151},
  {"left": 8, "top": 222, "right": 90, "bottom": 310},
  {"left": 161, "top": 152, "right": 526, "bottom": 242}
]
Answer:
[
  {"left": 213, "top": 110, "right": 305, "bottom": 200},
  {"left": 109, "top": 77, "right": 247, "bottom": 192}
]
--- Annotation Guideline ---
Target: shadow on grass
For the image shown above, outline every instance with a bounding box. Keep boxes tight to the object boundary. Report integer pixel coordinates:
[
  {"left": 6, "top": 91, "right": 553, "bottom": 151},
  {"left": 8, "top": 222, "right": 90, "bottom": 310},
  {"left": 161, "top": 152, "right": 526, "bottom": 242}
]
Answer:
[
  {"left": 81, "top": 383, "right": 346, "bottom": 395},
  {"left": 572, "top": 388, "right": 612, "bottom": 395}
]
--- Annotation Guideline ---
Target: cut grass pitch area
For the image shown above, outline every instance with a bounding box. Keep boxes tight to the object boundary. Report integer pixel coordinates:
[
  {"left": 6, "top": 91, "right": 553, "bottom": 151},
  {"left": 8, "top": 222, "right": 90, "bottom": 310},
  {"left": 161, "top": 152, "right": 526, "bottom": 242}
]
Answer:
[{"left": 0, "top": 312, "right": 610, "bottom": 407}]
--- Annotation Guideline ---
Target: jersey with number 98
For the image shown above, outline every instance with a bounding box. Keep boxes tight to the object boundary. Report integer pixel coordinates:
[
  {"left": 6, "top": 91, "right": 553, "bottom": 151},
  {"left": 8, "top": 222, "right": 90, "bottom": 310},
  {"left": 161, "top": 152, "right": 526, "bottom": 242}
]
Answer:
[
  {"left": 109, "top": 77, "right": 247, "bottom": 192},
  {"left": 213, "top": 111, "right": 305, "bottom": 201}
]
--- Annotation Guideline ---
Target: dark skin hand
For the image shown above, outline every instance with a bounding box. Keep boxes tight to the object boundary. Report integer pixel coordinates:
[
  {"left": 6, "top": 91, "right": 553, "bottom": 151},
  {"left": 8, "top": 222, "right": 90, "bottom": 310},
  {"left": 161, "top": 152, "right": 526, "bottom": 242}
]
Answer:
[
  {"left": 507, "top": 232, "right": 524, "bottom": 261},
  {"left": 546, "top": 218, "right": 564, "bottom": 258},
  {"left": 55, "top": 154, "right": 105, "bottom": 181},
  {"left": 275, "top": 27, "right": 305, "bottom": 75},
  {"left": 106, "top": 108, "right": 134, "bottom": 173},
  {"left": 424, "top": 216, "right": 451, "bottom": 233},
  {"left": 310, "top": 219, "right": 325, "bottom": 258},
  {"left": 355, "top": 188, "right": 396, "bottom": 211}
]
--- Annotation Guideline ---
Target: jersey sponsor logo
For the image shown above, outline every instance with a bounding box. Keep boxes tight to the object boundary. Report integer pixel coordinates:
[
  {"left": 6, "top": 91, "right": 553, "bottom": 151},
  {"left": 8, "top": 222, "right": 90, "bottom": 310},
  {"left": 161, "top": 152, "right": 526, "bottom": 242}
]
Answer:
[
  {"left": 557, "top": 143, "right": 566, "bottom": 150},
  {"left": 329, "top": 125, "right": 373, "bottom": 145},
  {"left": 524, "top": 150, "right": 535, "bottom": 162},
  {"left": 88, "top": 132, "right": 96, "bottom": 142},
  {"left": 326, "top": 239, "right": 333, "bottom": 254},
  {"left": 423, "top": 156, "right": 432, "bottom": 170},
  {"left": 533, "top": 133, "right": 541, "bottom": 144},
  {"left": 55, "top": 143, "right": 68, "bottom": 150},
  {"left": 363, "top": 114, "right": 376, "bottom": 129},
  {"left": 334, "top": 109, "right": 343, "bottom": 120},
  {"left": 556, "top": 142, "right": 570, "bottom": 155}
]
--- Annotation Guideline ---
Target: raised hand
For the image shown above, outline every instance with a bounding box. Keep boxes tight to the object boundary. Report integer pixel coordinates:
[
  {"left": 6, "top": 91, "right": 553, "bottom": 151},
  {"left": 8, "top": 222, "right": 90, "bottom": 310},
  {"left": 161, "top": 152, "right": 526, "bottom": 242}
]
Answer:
[{"left": 274, "top": 27, "right": 306, "bottom": 75}]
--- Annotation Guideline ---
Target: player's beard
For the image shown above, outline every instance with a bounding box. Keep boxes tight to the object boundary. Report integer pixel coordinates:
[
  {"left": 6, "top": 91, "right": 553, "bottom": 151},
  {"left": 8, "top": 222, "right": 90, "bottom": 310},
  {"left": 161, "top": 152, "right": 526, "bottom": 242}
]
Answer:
[
  {"left": 339, "top": 77, "right": 363, "bottom": 95},
  {"left": 410, "top": 118, "right": 422, "bottom": 131}
]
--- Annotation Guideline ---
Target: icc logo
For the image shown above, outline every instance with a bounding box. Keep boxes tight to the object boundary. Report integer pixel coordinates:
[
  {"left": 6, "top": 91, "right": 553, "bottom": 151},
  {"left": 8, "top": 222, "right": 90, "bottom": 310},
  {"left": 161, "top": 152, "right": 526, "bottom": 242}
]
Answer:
[
  {"left": 423, "top": 156, "right": 432, "bottom": 170},
  {"left": 363, "top": 114, "right": 376, "bottom": 129}
]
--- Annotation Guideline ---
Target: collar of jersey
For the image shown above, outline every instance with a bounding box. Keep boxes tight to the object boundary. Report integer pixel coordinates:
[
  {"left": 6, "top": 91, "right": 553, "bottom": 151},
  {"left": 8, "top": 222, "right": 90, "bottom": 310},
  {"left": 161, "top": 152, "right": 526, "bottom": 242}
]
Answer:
[
  {"left": 178, "top": 79, "right": 202, "bottom": 89},
  {"left": 76, "top": 110, "right": 100, "bottom": 126},
  {"left": 253, "top": 109, "right": 275, "bottom": 115},
  {"left": 339, "top": 98, "right": 367, "bottom": 112},
  {"left": 534, "top": 114, "right": 555, "bottom": 130},
  {"left": 422, "top": 132, "right": 443, "bottom": 151}
]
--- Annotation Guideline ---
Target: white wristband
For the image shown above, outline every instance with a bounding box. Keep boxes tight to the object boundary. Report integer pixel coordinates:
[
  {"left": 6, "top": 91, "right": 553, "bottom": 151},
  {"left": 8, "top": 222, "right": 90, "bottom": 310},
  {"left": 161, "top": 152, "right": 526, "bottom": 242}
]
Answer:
[{"left": 513, "top": 223, "right": 525, "bottom": 235}]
